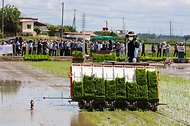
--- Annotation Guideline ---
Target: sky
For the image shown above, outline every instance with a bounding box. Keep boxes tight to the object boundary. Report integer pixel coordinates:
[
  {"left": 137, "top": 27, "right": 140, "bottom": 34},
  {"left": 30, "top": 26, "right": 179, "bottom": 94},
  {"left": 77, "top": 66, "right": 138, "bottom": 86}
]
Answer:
[{"left": 2, "top": 0, "right": 190, "bottom": 35}]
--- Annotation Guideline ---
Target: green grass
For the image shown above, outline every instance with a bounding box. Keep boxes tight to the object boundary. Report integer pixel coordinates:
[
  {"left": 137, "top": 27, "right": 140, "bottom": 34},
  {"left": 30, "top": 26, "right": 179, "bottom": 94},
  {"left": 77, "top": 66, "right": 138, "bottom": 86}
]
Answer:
[{"left": 24, "top": 61, "right": 71, "bottom": 78}]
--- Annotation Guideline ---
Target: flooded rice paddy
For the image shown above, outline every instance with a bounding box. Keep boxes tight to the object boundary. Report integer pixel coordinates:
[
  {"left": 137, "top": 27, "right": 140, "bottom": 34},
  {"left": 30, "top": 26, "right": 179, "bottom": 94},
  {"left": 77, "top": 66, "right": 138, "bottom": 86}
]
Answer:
[
  {"left": 0, "top": 62, "right": 190, "bottom": 126},
  {"left": 0, "top": 80, "right": 82, "bottom": 126},
  {"left": 0, "top": 62, "right": 94, "bottom": 126}
]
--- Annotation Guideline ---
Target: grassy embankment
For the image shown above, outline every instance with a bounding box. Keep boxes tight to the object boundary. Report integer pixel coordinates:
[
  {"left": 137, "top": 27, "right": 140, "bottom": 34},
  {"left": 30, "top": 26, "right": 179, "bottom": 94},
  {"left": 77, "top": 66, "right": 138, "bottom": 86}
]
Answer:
[{"left": 24, "top": 61, "right": 190, "bottom": 126}]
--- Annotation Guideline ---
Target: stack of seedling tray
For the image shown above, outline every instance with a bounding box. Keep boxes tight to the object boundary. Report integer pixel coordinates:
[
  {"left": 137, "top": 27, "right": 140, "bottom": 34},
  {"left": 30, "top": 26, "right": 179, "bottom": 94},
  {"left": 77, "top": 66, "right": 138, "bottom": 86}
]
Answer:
[
  {"left": 73, "top": 81, "right": 83, "bottom": 99},
  {"left": 135, "top": 68, "right": 148, "bottom": 101},
  {"left": 94, "top": 77, "right": 105, "bottom": 99},
  {"left": 126, "top": 82, "right": 138, "bottom": 100},
  {"left": 83, "top": 75, "right": 95, "bottom": 97},
  {"left": 72, "top": 67, "right": 159, "bottom": 103},
  {"left": 147, "top": 70, "right": 159, "bottom": 102},
  {"left": 105, "top": 80, "right": 116, "bottom": 100},
  {"left": 115, "top": 77, "right": 126, "bottom": 99}
]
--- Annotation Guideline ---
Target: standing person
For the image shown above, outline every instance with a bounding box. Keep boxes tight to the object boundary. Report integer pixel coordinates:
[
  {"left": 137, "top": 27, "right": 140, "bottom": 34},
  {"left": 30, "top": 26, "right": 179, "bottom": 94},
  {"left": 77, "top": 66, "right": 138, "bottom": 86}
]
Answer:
[
  {"left": 28, "top": 41, "right": 33, "bottom": 55},
  {"left": 11, "top": 40, "right": 16, "bottom": 56},
  {"left": 108, "top": 40, "right": 113, "bottom": 51},
  {"left": 33, "top": 40, "right": 37, "bottom": 54},
  {"left": 48, "top": 40, "right": 53, "bottom": 56},
  {"left": 157, "top": 42, "right": 162, "bottom": 57},
  {"left": 134, "top": 40, "right": 140, "bottom": 60},
  {"left": 115, "top": 42, "right": 121, "bottom": 56},
  {"left": 15, "top": 41, "right": 21, "bottom": 56},
  {"left": 22, "top": 41, "right": 27, "bottom": 56},
  {"left": 37, "top": 40, "right": 42, "bottom": 55},
  {"left": 120, "top": 42, "right": 125, "bottom": 56},
  {"left": 138, "top": 41, "right": 142, "bottom": 57},
  {"left": 162, "top": 41, "right": 166, "bottom": 57},
  {"left": 42, "top": 39, "right": 48, "bottom": 55},
  {"left": 52, "top": 41, "right": 58, "bottom": 56},
  {"left": 70, "top": 41, "right": 74, "bottom": 54},
  {"left": 85, "top": 41, "right": 88, "bottom": 54},
  {"left": 141, "top": 40, "right": 145, "bottom": 56},
  {"left": 166, "top": 42, "right": 170, "bottom": 57},
  {"left": 151, "top": 43, "right": 156, "bottom": 57},
  {"left": 59, "top": 41, "right": 65, "bottom": 56},
  {"left": 94, "top": 41, "right": 98, "bottom": 52},
  {"left": 173, "top": 43, "right": 178, "bottom": 57},
  {"left": 90, "top": 42, "right": 94, "bottom": 57}
]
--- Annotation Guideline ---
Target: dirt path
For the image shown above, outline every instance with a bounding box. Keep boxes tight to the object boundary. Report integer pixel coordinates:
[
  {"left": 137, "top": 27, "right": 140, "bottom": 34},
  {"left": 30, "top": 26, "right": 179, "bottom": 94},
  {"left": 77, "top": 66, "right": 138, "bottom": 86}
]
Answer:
[{"left": 0, "top": 62, "right": 70, "bottom": 89}]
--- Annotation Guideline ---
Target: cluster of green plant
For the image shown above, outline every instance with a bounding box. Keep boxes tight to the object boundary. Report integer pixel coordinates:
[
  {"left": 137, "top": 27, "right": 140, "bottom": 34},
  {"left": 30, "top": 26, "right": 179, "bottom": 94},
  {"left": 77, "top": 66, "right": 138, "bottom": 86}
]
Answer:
[
  {"left": 93, "top": 53, "right": 116, "bottom": 62},
  {"left": 24, "top": 54, "right": 51, "bottom": 61},
  {"left": 139, "top": 56, "right": 166, "bottom": 61},
  {"left": 72, "top": 68, "right": 159, "bottom": 102},
  {"left": 72, "top": 51, "right": 84, "bottom": 57},
  {"left": 117, "top": 55, "right": 126, "bottom": 62},
  {"left": 71, "top": 51, "right": 84, "bottom": 63}
]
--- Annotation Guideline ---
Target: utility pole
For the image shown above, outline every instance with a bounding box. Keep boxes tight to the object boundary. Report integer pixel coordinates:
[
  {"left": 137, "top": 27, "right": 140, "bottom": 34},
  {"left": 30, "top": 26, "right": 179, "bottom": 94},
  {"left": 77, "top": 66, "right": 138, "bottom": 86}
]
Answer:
[
  {"left": 72, "top": 9, "right": 76, "bottom": 31},
  {"left": 61, "top": 2, "right": 64, "bottom": 41},
  {"left": 82, "top": 13, "right": 86, "bottom": 55},
  {"left": 2, "top": 0, "right": 4, "bottom": 38},
  {"left": 170, "top": 21, "right": 172, "bottom": 43},
  {"left": 122, "top": 17, "right": 125, "bottom": 35}
]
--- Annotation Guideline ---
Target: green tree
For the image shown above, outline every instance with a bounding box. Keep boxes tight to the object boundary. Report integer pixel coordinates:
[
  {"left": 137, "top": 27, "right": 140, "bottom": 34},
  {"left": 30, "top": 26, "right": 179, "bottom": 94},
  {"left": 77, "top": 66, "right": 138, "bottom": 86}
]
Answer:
[
  {"left": 100, "top": 31, "right": 118, "bottom": 36},
  {"left": 57, "top": 25, "right": 76, "bottom": 32},
  {"left": 47, "top": 25, "right": 57, "bottom": 36},
  {"left": 34, "top": 26, "right": 41, "bottom": 35},
  {"left": 0, "top": 4, "right": 21, "bottom": 35},
  {"left": 64, "top": 25, "right": 76, "bottom": 32}
]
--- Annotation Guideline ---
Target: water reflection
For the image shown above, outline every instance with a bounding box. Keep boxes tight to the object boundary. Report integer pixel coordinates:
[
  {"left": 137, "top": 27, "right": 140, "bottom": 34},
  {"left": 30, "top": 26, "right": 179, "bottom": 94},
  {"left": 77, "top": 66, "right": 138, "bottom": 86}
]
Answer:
[
  {"left": 70, "top": 112, "right": 97, "bottom": 126},
  {"left": 0, "top": 80, "right": 21, "bottom": 95}
]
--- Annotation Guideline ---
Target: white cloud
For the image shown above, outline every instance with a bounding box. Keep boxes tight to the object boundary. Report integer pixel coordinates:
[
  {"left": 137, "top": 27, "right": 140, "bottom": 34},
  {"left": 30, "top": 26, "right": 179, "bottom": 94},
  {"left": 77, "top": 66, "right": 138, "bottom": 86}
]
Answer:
[{"left": 1, "top": 0, "right": 190, "bottom": 35}]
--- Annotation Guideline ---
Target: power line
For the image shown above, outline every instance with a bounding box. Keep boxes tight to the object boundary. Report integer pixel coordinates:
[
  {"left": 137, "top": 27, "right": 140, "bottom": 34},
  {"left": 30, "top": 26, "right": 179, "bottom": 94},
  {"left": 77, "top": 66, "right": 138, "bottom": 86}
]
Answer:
[
  {"left": 17, "top": 6, "right": 72, "bottom": 12},
  {"left": 27, "top": 4, "right": 61, "bottom": 15}
]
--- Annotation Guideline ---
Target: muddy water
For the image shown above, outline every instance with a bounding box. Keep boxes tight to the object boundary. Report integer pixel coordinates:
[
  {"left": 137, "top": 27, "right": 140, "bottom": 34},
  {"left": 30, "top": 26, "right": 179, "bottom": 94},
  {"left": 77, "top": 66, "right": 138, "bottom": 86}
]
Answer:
[
  {"left": 0, "top": 62, "right": 95, "bottom": 126},
  {"left": 0, "top": 80, "right": 78, "bottom": 126}
]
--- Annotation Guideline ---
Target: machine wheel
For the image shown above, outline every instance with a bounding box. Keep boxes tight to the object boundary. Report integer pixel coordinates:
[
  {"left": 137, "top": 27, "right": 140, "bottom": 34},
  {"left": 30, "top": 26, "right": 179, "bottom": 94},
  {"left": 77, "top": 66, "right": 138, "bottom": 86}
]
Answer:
[{"left": 147, "top": 102, "right": 158, "bottom": 111}]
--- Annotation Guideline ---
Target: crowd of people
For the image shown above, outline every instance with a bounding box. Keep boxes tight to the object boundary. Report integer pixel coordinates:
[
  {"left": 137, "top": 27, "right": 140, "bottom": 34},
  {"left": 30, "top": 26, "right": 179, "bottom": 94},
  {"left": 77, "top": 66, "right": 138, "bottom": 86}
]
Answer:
[
  {"left": 1, "top": 39, "right": 89, "bottom": 56},
  {"left": 151, "top": 41, "right": 181, "bottom": 58},
  {"left": 1, "top": 39, "right": 128, "bottom": 57},
  {"left": 0, "top": 38, "right": 183, "bottom": 58}
]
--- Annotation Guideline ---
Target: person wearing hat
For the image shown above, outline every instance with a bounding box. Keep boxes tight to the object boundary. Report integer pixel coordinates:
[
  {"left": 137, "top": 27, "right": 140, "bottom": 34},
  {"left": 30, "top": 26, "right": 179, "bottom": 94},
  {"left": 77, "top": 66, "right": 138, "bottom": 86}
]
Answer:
[
  {"left": 165, "top": 42, "right": 170, "bottom": 57},
  {"left": 126, "top": 31, "right": 137, "bottom": 62}
]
